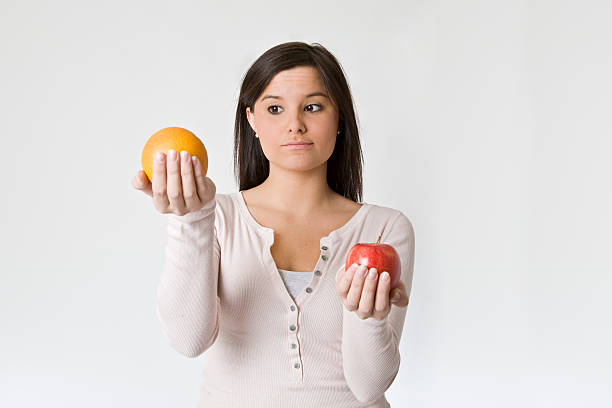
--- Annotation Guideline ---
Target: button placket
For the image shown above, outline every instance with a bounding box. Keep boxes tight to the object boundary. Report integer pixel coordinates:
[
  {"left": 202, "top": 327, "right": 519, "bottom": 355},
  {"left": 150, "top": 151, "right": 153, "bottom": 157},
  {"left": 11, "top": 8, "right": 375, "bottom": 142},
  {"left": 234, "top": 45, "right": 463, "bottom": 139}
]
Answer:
[
  {"left": 301, "top": 243, "right": 330, "bottom": 298},
  {"left": 286, "top": 239, "right": 333, "bottom": 381},
  {"left": 314, "top": 242, "right": 330, "bottom": 280},
  {"left": 287, "top": 303, "right": 301, "bottom": 379},
  {"left": 320, "top": 243, "right": 330, "bottom": 262}
]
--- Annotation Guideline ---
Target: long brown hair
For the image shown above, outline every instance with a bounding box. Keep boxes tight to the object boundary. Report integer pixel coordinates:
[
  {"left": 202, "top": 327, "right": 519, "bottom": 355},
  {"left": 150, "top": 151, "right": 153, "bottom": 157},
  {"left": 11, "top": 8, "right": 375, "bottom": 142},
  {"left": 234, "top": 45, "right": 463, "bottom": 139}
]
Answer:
[{"left": 233, "top": 42, "right": 364, "bottom": 203}]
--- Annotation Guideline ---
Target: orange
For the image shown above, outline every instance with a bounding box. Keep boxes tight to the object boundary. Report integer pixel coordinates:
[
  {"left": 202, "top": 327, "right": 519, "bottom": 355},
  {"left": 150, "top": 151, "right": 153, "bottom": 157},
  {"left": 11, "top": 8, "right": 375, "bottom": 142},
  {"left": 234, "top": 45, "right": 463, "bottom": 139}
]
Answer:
[{"left": 141, "top": 127, "right": 208, "bottom": 182}]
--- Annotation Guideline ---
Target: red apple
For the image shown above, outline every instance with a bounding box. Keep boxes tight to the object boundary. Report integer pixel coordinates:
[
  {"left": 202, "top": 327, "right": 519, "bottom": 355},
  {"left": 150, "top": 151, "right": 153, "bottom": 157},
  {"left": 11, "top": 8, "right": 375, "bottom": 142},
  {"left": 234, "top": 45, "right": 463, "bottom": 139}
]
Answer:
[{"left": 345, "top": 234, "right": 401, "bottom": 290}]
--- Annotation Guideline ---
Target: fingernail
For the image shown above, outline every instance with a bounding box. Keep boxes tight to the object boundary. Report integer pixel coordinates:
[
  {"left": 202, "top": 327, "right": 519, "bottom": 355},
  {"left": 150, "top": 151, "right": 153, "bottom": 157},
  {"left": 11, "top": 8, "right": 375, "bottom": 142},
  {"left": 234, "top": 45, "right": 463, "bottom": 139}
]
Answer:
[
  {"left": 368, "top": 268, "right": 377, "bottom": 279},
  {"left": 347, "top": 265, "right": 357, "bottom": 277},
  {"left": 168, "top": 149, "right": 177, "bottom": 161},
  {"left": 391, "top": 293, "right": 400, "bottom": 302},
  {"left": 180, "top": 151, "right": 189, "bottom": 162},
  {"left": 156, "top": 152, "right": 164, "bottom": 161},
  {"left": 358, "top": 266, "right": 367, "bottom": 276},
  {"left": 381, "top": 272, "right": 390, "bottom": 282}
]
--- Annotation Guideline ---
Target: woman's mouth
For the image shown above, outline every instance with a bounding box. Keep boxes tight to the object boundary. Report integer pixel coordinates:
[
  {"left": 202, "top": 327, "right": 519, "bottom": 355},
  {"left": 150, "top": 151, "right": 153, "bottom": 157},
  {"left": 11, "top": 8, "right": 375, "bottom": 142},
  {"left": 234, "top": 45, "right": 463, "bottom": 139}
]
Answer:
[{"left": 282, "top": 143, "right": 313, "bottom": 149}]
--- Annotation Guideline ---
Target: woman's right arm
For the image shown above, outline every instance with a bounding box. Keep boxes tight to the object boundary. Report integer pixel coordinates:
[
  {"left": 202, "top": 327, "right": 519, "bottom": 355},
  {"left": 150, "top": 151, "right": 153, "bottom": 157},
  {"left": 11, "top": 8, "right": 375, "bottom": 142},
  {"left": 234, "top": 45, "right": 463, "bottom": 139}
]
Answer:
[
  {"left": 160, "top": 197, "right": 220, "bottom": 358},
  {"left": 132, "top": 149, "right": 219, "bottom": 358}
]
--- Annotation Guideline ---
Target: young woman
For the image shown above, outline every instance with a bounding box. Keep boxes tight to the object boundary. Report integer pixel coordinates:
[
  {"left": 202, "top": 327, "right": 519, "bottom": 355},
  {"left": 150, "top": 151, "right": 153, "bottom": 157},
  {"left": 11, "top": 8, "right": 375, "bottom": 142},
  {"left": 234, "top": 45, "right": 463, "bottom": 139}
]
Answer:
[{"left": 132, "top": 42, "right": 415, "bottom": 408}]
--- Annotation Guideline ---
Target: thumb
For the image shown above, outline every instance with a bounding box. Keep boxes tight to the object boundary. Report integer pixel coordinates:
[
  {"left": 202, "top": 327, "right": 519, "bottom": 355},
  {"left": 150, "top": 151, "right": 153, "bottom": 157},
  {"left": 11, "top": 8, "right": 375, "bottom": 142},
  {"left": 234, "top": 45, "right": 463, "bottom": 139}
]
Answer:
[
  {"left": 390, "top": 288, "right": 409, "bottom": 307},
  {"left": 133, "top": 171, "right": 153, "bottom": 197}
]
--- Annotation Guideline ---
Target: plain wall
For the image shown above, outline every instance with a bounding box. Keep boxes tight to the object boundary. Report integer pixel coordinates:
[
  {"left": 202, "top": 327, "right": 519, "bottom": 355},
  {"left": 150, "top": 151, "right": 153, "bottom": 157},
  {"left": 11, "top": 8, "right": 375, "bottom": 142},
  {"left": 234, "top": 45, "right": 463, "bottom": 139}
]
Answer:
[{"left": 1, "top": 0, "right": 610, "bottom": 406}]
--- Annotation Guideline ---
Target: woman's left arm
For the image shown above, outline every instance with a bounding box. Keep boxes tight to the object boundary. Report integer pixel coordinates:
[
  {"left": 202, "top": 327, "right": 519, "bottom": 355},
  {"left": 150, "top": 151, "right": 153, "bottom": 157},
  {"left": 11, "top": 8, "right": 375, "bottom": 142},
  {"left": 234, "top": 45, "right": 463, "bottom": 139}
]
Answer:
[{"left": 336, "top": 212, "right": 415, "bottom": 404}]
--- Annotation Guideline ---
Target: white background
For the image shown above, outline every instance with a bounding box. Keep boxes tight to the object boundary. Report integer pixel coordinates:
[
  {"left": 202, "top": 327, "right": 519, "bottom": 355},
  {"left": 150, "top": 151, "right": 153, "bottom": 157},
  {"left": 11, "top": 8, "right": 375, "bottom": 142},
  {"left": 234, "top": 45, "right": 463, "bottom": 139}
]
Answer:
[{"left": 1, "top": 0, "right": 611, "bottom": 407}]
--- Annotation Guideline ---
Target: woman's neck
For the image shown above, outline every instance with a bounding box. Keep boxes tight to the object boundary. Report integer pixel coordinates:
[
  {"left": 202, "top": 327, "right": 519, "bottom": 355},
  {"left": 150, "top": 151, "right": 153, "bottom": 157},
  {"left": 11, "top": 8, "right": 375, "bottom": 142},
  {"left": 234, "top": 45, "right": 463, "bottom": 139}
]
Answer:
[{"left": 248, "top": 166, "right": 337, "bottom": 216}]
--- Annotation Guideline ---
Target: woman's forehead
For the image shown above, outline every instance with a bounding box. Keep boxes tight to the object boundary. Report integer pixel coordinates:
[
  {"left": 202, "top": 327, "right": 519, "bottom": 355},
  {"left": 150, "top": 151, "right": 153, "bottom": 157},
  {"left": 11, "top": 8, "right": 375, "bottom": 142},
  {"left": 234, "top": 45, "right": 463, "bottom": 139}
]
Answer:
[{"left": 262, "top": 66, "right": 325, "bottom": 95}]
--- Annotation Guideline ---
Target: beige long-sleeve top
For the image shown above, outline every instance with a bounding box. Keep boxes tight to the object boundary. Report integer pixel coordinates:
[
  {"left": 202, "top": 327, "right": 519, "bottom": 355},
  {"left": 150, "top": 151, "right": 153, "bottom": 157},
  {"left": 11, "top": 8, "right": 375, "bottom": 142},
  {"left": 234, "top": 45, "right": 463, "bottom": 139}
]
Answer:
[{"left": 157, "top": 191, "right": 415, "bottom": 407}]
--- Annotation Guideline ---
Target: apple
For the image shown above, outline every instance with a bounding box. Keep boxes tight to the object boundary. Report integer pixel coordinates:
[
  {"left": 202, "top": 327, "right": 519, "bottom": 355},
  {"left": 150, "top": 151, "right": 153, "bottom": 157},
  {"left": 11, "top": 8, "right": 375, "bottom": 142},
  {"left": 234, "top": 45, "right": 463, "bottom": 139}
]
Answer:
[{"left": 345, "top": 234, "right": 401, "bottom": 290}]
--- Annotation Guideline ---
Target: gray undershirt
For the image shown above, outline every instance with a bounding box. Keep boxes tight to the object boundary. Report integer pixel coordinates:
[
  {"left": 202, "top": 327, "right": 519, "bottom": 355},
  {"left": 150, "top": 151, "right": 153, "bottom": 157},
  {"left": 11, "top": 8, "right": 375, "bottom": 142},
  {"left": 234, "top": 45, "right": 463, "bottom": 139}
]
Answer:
[{"left": 277, "top": 269, "right": 312, "bottom": 300}]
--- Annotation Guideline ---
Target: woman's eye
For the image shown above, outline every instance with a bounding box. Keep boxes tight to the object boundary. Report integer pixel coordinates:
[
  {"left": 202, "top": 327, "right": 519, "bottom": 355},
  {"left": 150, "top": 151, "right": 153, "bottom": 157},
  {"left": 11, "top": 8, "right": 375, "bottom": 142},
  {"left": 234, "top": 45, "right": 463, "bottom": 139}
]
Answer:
[
  {"left": 267, "top": 105, "right": 283, "bottom": 114},
  {"left": 305, "top": 104, "right": 322, "bottom": 112}
]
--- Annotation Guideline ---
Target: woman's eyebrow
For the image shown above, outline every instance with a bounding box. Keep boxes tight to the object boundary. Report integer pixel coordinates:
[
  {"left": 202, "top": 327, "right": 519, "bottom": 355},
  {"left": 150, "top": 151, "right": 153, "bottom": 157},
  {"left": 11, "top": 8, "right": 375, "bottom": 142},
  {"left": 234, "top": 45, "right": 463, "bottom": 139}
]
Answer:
[{"left": 261, "top": 92, "right": 329, "bottom": 102}]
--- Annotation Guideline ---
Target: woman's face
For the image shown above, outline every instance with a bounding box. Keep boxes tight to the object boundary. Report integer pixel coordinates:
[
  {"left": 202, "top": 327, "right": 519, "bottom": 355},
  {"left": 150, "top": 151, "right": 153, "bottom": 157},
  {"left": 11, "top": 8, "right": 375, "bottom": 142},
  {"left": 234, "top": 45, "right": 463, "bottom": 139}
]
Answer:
[{"left": 246, "top": 66, "right": 340, "bottom": 172}]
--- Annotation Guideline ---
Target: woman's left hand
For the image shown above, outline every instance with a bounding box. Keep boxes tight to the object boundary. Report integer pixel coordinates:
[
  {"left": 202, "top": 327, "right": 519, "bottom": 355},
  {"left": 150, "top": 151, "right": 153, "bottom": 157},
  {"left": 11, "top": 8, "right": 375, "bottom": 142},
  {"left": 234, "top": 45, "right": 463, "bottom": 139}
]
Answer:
[{"left": 336, "top": 263, "right": 409, "bottom": 321}]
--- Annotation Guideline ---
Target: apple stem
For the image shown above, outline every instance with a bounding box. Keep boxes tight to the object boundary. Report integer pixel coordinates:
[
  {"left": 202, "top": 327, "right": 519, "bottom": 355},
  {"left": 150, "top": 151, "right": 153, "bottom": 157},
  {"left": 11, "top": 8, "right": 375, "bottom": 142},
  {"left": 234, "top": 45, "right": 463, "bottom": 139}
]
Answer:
[{"left": 376, "top": 234, "right": 382, "bottom": 244}]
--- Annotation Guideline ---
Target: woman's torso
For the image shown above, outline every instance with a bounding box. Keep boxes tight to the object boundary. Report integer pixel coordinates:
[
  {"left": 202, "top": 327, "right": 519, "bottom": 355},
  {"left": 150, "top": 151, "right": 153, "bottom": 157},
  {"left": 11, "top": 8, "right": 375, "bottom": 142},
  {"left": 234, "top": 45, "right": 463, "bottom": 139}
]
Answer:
[{"left": 196, "top": 191, "right": 395, "bottom": 407}]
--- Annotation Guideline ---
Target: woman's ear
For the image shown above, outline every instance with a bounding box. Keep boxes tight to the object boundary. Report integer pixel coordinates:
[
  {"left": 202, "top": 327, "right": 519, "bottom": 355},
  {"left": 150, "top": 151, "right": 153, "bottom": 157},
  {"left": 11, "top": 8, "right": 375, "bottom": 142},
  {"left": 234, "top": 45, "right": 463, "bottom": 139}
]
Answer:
[{"left": 246, "top": 106, "right": 257, "bottom": 134}]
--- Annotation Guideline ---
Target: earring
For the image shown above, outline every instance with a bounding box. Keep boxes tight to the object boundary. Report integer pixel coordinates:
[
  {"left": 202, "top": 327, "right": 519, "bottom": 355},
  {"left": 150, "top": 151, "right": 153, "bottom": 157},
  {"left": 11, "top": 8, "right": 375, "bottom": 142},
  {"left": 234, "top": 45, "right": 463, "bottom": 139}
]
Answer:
[
  {"left": 337, "top": 130, "right": 341, "bottom": 134},
  {"left": 255, "top": 133, "right": 259, "bottom": 138}
]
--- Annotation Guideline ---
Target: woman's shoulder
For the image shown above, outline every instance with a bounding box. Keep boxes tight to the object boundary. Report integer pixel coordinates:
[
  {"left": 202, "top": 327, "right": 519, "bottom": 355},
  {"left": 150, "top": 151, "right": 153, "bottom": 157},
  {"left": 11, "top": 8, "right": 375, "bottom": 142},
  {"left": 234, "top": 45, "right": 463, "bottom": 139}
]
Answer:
[
  {"left": 212, "top": 191, "right": 240, "bottom": 215},
  {"left": 361, "top": 198, "right": 413, "bottom": 230},
  {"left": 331, "top": 192, "right": 363, "bottom": 214},
  {"left": 212, "top": 191, "right": 235, "bottom": 205},
  {"left": 353, "top": 195, "right": 397, "bottom": 217},
  {"left": 204, "top": 192, "right": 238, "bottom": 224},
  {"left": 328, "top": 193, "right": 414, "bottom": 239}
]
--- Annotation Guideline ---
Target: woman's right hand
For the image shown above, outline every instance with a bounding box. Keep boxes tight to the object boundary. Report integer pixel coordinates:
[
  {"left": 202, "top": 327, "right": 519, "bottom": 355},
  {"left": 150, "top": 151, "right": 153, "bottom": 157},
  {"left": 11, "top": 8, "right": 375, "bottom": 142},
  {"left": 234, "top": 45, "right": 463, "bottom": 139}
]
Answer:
[{"left": 132, "top": 149, "right": 216, "bottom": 216}]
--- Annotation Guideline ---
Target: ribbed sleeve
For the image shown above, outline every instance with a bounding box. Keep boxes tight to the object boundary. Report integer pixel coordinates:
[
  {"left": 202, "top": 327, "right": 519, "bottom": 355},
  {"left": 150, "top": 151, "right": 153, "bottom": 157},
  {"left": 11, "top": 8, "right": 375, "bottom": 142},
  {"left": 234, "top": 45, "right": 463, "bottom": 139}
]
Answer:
[
  {"left": 341, "top": 211, "right": 416, "bottom": 404},
  {"left": 156, "top": 197, "right": 221, "bottom": 358}
]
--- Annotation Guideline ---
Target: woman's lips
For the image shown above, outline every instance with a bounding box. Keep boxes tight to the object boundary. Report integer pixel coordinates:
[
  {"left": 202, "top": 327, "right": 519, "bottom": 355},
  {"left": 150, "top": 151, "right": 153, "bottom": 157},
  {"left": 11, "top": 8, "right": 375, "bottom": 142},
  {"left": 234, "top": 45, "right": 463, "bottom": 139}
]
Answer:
[{"left": 283, "top": 143, "right": 313, "bottom": 149}]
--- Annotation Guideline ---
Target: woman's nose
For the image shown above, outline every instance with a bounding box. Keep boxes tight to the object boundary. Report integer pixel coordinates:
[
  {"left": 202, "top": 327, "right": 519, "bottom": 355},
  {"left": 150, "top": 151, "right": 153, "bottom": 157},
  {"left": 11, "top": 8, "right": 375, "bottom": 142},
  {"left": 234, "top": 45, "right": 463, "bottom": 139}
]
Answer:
[{"left": 286, "top": 111, "right": 306, "bottom": 134}]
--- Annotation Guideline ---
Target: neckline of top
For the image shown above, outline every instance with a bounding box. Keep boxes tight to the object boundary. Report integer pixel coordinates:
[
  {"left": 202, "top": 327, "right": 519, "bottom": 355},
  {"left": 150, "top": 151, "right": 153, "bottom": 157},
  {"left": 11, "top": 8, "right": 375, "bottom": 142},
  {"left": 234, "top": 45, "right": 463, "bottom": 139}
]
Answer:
[
  {"left": 278, "top": 268, "right": 311, "bottom": 274},
  {"left": 232, "top": 190, "right": 370, "bottom": 242}
]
